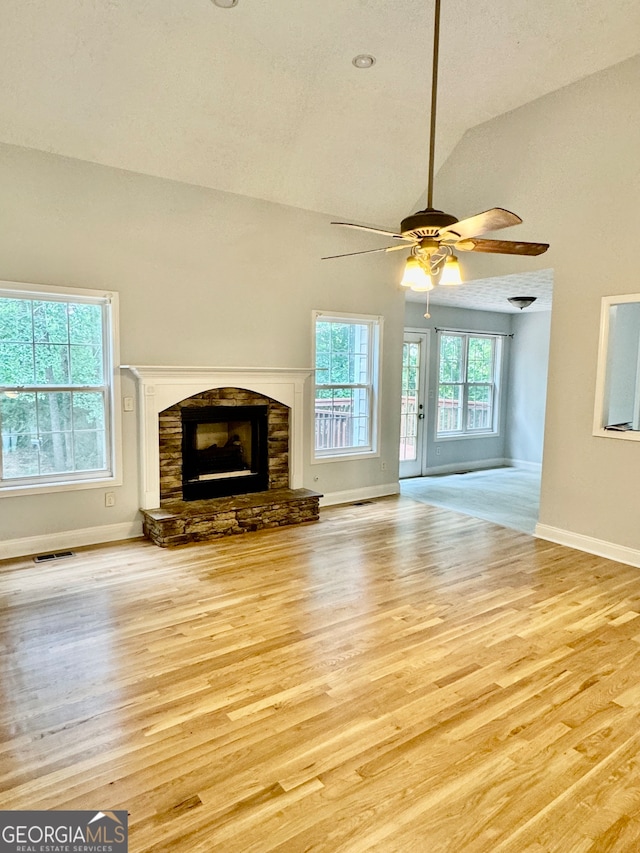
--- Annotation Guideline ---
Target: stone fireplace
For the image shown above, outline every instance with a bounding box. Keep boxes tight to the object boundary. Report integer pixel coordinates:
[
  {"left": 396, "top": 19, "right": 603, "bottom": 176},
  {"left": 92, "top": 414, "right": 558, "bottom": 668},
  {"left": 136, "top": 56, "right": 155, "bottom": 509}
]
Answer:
[
  {"left": 123, "top": 366, "right": 320, "bottom": 546},
  {"left": 159, "top": 387, "right": 288, "bottom": 502}
]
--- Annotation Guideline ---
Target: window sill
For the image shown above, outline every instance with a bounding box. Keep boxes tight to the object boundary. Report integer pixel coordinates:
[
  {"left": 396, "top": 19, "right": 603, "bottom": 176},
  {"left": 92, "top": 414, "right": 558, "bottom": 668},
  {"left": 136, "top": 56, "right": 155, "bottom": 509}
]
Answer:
[
  {"left": 593, "top": 427, "right": 640, "bottom": 442},
  {"left": 436, "top": 431, "right": 500, "bottom": 442},
  {"left": 0, "top": 472, "right": 122, "bottom": 498},
  {"left": 312, "top": 450, "right": 379, "bottom": 464}
]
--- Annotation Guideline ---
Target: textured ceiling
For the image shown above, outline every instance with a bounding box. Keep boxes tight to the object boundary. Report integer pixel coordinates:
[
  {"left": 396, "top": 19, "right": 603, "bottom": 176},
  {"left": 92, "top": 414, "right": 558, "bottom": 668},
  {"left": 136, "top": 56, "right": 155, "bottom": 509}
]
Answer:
[
  {"left": 406, "top": 269, "right": 554, "bottom": 314},
  {"left": 1, "top": 0, "right": 639, "bottom": 227}
]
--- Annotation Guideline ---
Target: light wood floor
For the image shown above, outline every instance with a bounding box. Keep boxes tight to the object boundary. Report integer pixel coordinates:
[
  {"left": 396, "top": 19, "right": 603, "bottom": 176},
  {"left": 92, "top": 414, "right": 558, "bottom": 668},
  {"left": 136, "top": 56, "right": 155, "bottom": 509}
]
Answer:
[{"left": 3, "top": 496, "right": 640, "bottom": 852}]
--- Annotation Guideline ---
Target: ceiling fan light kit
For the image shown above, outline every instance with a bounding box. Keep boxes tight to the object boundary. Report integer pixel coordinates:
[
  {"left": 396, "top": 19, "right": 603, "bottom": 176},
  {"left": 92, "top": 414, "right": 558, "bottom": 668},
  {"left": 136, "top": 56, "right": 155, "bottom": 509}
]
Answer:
[{"left": 322, "top": 0, "right": 549, "bottom": 293}]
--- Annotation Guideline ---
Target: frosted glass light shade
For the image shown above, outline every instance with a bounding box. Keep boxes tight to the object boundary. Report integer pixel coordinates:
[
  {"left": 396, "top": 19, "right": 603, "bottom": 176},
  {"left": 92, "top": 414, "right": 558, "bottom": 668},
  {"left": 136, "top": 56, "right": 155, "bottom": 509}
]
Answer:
[
  {"left": 401, "top": 256, "right": 434, "bottom": 292},
  {"left": 438, "top": 254, "right": 462, "bottom": 286}
]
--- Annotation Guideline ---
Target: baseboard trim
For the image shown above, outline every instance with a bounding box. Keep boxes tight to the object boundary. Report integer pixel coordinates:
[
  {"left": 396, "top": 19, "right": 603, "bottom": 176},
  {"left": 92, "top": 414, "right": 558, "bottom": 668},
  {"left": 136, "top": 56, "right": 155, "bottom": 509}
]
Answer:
[
  {"left": 535, "top": 523, "right": 640, "bottom": 569},
  {"left": 0, "top": 520, "right": 144, "bottom": 562},
  {"left": 320, "top": 482, "right": 400, "bottom": 507},
  {"left": 420, "top": 458, "right": 507, "bottom": 477},
  {"left": 505, "top": 459, "right": 542, "bottom": 473}
]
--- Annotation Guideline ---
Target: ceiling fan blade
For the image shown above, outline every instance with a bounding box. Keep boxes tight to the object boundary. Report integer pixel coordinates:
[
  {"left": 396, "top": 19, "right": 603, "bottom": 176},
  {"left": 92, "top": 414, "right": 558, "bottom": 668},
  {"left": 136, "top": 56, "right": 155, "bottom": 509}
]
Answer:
[
  {"left": 321, "top": 244, "right": 410, "bottom": 260},
  {"left": 439, "top": 208, "right": 523, "bottom": 241},
  {"left": 456, "top": 238, "right": 549, "bottom": 256},
  {"left": 331, "top": 222, "right": 413, "bottom": 241}
]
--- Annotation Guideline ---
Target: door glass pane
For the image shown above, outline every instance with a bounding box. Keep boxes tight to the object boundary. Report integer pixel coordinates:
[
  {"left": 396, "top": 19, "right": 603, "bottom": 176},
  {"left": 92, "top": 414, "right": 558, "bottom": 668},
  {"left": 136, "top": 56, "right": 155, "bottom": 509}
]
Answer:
[{"left": 400, "top": 341, "right": 420, "bottom": 461}]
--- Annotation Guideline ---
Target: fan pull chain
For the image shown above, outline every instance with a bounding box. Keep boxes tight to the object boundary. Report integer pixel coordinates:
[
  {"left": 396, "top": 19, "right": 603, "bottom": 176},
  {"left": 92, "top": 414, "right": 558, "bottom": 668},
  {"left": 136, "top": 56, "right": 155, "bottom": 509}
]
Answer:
[{"left": 424, "top": 290, "right": 431, "bottom": 319}]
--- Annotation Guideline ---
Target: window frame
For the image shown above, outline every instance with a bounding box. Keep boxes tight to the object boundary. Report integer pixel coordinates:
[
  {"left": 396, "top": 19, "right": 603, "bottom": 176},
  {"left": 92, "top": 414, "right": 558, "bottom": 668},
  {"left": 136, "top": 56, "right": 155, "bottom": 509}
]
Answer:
[
  {"left": 0, "top": 280, "right": 122, "bottom": 496},
  {"left": 312, "top": 310, "right": 382, "bottom": 462},
  {"left": 436, "top": 331, "right": 502, "bottom": 440}
]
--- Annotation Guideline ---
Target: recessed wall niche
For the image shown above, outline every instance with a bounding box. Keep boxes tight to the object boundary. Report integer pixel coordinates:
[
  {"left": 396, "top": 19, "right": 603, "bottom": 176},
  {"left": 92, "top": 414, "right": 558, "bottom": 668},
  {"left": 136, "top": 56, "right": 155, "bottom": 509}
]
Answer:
[{"left": 593, "top": 293, "right": 640, "bottom": 440}]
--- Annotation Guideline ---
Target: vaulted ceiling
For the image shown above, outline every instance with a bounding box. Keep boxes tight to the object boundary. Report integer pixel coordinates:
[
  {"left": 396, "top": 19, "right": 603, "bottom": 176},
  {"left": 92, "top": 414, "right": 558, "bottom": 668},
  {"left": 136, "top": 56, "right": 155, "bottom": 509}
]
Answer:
[{"left": 1, "top": 0, "right": 639, "bottom": 229}]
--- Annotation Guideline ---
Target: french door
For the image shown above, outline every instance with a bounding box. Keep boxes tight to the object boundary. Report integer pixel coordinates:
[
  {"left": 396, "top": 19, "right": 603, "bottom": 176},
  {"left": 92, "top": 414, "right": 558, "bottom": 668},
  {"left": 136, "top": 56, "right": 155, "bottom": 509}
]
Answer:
[{"left": 399, "top": 331, "right": 428, "bottom": 478}]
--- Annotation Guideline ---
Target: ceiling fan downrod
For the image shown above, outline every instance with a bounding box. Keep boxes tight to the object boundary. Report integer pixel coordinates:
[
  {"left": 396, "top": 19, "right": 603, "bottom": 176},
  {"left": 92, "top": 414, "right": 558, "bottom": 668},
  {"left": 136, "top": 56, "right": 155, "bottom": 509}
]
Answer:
[{"left": 426, "top": 0, "right": 441, "bottom": 210}]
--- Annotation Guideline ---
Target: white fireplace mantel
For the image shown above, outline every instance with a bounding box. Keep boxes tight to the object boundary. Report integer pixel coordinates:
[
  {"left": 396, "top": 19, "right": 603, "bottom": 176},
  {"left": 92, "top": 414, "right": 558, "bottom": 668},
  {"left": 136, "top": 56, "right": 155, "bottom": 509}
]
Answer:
[{"left": 122, "top": 365, "right": 312, "bottom": 509}]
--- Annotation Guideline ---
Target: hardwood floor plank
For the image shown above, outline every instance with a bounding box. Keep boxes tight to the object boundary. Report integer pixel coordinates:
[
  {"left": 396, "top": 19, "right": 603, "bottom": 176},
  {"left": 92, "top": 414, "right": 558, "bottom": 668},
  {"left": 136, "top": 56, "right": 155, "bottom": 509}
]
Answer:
[{"left": 4, "top": 496, "right": 640, "bottom": 850}]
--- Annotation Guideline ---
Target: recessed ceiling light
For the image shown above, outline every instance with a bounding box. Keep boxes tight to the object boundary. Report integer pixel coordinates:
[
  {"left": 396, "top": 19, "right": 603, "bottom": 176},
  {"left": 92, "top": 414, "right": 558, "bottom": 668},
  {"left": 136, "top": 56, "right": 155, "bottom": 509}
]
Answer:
[
  {"left": 352, "top": 54, "right": 376, "bottom": 69},
  {"left": 212, "top": 0, "right": 238, "bottom": 7}
]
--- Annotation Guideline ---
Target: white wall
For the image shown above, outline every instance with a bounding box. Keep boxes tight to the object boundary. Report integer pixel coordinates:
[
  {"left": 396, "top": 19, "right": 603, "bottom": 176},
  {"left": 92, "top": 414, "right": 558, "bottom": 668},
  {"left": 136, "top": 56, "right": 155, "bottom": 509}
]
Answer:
[
  {"left": 0, "top": 143, "right": 405, "bottom": 555},
  {"left": 434, "top": 53, "right": 640, "bottom": 554},
  {"left": 606, "top": 302, "right": 640, "bottom": 427},
  {"left": 506, "top": 311, "right": 551, "bottom": 466}
]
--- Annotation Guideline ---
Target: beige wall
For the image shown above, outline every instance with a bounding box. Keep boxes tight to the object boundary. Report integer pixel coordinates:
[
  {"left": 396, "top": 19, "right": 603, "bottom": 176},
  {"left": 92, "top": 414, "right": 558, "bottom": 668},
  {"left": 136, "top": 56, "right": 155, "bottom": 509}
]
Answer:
[
  {"left": 0, "top": 143, "right": 405, "bottom": 551},
  {"left": 434, "top": 54, "right": 640, "bottom": 551}
]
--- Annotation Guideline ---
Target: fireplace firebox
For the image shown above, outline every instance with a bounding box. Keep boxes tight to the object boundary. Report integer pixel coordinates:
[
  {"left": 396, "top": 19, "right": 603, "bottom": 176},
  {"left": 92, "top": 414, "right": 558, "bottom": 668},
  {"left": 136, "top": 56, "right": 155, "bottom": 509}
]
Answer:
[{"left": 181, "top": 405, "right": 269, "bottom": 500}]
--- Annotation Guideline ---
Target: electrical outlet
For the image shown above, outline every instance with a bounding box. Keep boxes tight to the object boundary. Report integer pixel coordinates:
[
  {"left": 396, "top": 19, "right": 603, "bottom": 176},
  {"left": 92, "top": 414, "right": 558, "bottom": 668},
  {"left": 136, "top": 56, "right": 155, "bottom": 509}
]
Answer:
[
  {"left": 381, "top": 461, "right": 387, "bottom": 471},
  {"left": 436, "top": 447, "right": 441, "bottom": 456},
  {"left": 105, "top": 492, "right": 116, "bottom": 507}
]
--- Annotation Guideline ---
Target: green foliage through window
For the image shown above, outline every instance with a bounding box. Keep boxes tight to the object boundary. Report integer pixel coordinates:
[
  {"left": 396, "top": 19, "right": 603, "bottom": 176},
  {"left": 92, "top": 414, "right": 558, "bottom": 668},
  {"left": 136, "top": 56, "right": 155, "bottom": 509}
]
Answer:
[
  {"left": 314, "top": 314, "right": 380, "bottom": 455},
  {"left": 0, "top": 288, "right": 114, "bottom": 485},
  {"left": 437, "top": 333, "right": 500, "bottom": 436}
]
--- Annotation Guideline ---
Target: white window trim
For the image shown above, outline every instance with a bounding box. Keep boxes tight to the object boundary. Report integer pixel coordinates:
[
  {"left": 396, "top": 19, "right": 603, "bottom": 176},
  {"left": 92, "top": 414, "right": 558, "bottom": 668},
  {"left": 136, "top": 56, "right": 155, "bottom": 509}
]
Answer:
[
  {"left": 0, "top": 279, "right": 122, "bottom": 497},
  {"left": 311, "top": 310, "right": 382, "bottom": 463},
  {"left": 435, "top": 332, "right": 502, "bottom": 440}
]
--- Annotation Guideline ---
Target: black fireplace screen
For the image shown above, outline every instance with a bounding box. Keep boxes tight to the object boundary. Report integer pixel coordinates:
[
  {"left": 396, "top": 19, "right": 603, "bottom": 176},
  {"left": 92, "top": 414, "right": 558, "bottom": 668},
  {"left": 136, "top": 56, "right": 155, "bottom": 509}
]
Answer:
[{"left": 181, "top": 405, "right": 269, "bottom": 500}]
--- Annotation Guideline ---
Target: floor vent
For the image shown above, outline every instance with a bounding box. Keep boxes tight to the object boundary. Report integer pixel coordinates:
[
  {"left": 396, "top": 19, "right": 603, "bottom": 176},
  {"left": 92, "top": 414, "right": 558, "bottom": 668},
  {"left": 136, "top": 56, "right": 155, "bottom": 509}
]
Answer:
[
  {"left": 352, "top": 500, "right": 373, "bottom": 506},
  {"left": 33, "top": 551, "right": 75, "bottom": 564}
]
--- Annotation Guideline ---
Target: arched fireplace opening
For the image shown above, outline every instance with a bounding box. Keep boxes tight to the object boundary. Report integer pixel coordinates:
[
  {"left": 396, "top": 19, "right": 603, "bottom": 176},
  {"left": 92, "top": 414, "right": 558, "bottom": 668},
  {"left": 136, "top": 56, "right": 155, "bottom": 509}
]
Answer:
[{"left": 181, "top": 404, "right": 269, "bottom": 500}]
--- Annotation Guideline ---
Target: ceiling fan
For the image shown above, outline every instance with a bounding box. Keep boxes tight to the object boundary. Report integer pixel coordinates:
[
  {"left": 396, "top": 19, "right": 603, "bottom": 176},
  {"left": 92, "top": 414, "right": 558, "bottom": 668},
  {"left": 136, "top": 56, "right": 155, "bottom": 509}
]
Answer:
[{"left": 322, "top": 0, "right": 549, "bottom": 290}]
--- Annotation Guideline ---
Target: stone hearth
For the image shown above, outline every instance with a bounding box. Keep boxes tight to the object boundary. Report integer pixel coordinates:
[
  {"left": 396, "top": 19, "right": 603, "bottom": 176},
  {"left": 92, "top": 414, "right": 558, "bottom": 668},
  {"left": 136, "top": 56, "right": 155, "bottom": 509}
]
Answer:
[{"left": 141, "top": 488, "right": 321, "bottom": 547}]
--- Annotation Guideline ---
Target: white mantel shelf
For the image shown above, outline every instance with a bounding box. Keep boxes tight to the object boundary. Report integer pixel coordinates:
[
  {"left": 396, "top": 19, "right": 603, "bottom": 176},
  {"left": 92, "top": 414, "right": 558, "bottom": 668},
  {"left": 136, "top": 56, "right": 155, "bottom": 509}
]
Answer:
[
  {"left": 122, "top": 365, "right": 313, "bottom": 510},
  {"left": 123, "top": 365, "right": 314, "bottom": 380}
]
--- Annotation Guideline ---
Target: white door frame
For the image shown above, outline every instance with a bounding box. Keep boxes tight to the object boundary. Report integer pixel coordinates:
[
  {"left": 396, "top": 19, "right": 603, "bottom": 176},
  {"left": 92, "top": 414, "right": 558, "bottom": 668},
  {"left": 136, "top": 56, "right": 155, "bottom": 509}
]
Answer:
[{"left": 399, "top": 329, "right": 430, "bottom": 478}]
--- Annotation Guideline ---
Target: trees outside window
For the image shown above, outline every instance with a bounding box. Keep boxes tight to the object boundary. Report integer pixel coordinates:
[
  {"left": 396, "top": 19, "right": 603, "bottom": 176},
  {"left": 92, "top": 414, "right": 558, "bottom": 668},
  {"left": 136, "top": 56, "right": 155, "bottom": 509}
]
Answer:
[
  {"left": 0, "top": 282, "right": 119, "bottom": 492},
  {"left": 437, "top": 332, "right": 501, "bottom": 437},
  {"left": 313, "top": 312, "right": 381, "bottom": 458}
]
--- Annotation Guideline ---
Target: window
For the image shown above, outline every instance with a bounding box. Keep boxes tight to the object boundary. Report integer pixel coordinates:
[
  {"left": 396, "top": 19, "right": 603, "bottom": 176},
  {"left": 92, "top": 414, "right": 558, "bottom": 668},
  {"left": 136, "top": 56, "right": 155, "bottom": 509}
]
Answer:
[
  {"left": 0, "top": 281, "right": 120, "bottom": 493},
  {"left": 437, "top": 332, "right": 501, "bottom": 437},
  {"left": 313, "top": 311, "right": 381, "bottom": 458}
]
